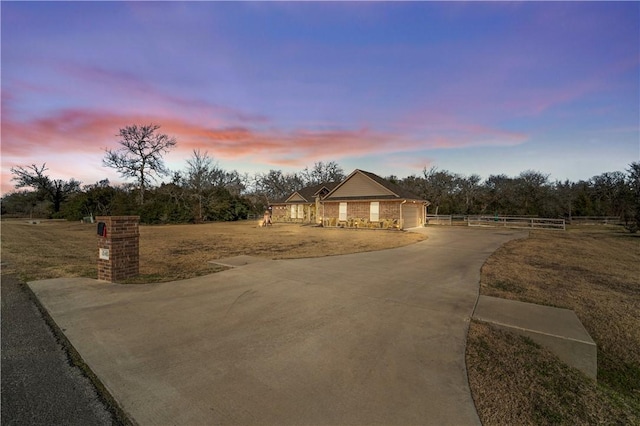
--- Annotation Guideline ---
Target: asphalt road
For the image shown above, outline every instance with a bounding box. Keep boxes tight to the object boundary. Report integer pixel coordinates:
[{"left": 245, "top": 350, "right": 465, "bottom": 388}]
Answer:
[{"left": 1, "top": 273, "right": 118, "bottom": 425}]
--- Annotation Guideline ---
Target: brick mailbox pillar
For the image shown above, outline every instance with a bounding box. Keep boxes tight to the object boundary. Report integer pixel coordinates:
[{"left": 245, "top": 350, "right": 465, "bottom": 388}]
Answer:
[{"left": 96, "top": 216, "right": 140, "bottom": 282}]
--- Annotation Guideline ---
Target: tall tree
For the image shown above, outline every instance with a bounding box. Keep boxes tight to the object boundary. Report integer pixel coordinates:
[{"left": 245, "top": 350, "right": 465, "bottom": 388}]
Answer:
[
  {"left": 422, "top": 167, "right": 458, "bottom": 215},
  {"left": 103, "top": 124, "right": 177, "bottom": 204},
  {"left": 515, "top": 170, "right": 550, "bottom": 216},
  {"left": 219, "top": 170, "right": 247, "bottom": 196},
  {"left": 456, "top": 174, "right": 482, "bottom": 214},
  {"left": 300, "top": 161, "right": 345, "bottom": 186},
  {"left": 591, "top": 171, "right": 628, "bottom": 217},
  {"left": 623, "top": 162, "right": 640, "bottom": 232},
  {"left": 10, "top": 163, "right": 81, "bottom": 213},
  {"left": 553, "top": 179, "right": 575, "bottom": 219},
  {"left": 254, "top": 170, "right": 303, "bottom": 203},
  {"left": 483, "top": 174, "right": 516, "bottom": 215},
  {"left": 184, "top": 149, "right": 220, "bottom": 222}
]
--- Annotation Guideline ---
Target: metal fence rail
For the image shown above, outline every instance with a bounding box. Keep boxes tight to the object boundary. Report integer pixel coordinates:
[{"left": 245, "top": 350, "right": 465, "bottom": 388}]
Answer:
[
  {"left": 467, "top": 215, "right": 566, "bottom": 230},
  {"left": 426, "top": 214, "right": 452, "bottom": 225},
  {"left": 568, "top": 216, "right": 621, "bottom": 225}
]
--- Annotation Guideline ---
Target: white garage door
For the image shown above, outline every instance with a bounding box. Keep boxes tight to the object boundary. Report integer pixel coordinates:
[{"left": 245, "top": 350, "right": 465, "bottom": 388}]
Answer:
[{"left": 402, "top": 204, "right": 420, "bottom": 229}]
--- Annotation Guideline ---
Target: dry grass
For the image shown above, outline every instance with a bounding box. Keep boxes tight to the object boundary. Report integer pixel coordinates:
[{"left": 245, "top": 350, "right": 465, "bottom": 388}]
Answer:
[
  {"left": 467, "top": 321, "right": 638, "bottom": 425},
  {"left": 4, "top": 219, "right": 638, "bottom": 421},
  {"left": 0, "top": 219, "right": 425, "bottom": 283},
  {"left": 469, "top": 226, "right": 640, "bottom": 424}
]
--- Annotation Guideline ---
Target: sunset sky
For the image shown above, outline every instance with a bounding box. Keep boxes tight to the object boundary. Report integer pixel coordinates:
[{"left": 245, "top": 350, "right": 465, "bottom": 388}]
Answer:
[{"left": 2, "top": 1, "right": 639, "bottom": 194}]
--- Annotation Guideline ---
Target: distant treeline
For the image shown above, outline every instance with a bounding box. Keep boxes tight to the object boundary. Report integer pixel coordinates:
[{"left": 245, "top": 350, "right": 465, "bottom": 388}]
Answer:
[
  {"left": 391, "top": 165, "right": 639, "bottom": 220},
  {"left": 2, "top": 158, "right": 639, "bottom": 231}
]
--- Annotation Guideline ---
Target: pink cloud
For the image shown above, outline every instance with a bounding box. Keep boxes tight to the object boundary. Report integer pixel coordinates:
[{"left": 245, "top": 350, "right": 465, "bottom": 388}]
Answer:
[
  {"left": 1, "top": 103, "right": 529, "bottom": 194},
  {"left": 3, "top": 107, "right": 528, "bottom": 161},
  {"left": 1, "top": 170, "right": 15, "bottom": 195},
  {"left": 1, "top": 60, "right": 266, "bottom": 131}
]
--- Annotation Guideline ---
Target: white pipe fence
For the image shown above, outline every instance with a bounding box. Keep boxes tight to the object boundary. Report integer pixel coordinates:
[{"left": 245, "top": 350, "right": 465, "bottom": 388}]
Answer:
[
  {"left": 425, "top": 214, "right": 452, "bottom": 225},
  {"left": 467, "top": 215, "right": 565, "bottom": 230},
  {"left": 568, "top": 216, "right": 621, "bottom": 225}
]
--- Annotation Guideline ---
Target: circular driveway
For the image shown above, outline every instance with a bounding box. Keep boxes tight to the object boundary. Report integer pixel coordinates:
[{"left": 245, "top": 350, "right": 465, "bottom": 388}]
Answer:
[{"left": 28, "top": 227, "right": 526, "bottom": 425}]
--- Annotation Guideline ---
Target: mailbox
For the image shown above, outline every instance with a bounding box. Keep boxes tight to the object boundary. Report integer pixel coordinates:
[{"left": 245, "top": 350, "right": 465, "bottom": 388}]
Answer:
[{"left": 97, "top": 222, "right": 107, "bottom": 237}]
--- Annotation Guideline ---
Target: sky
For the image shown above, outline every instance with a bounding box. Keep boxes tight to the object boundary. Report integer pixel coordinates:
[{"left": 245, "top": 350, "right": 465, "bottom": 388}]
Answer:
[{"left": 2, "top": 1, "right": 639, "bottom": 194}]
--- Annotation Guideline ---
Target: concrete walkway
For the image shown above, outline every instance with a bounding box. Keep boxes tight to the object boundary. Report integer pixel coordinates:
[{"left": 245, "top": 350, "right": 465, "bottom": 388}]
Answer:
[
  {"left": 28, "top": 227, "right": 526, "bottom": 425},
  {"left": 473, "top": 295, "right": 597, "bottom": 379}
]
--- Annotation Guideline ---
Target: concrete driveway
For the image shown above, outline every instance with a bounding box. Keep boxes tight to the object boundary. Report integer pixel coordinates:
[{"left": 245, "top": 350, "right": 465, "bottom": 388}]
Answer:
[{"left": 28, "top": 227, "right": 526, "bottom": 425}]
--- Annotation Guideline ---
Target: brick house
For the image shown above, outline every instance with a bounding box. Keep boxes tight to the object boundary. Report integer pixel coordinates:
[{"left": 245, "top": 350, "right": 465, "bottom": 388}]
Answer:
[
  {"left": 272, "top": 170, "right": 429, "bottom": 229},
  {"left": 319, "top": 170, "right": 428, "bottom": 229},
  {"left": 270, "top": 182, "right": 340, "bottom": 224}
]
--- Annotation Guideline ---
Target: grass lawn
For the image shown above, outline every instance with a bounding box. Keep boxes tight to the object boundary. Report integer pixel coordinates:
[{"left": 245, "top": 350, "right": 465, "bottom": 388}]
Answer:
[
  {"left": 2, "top": 219, "right": 638, "bottom": 423},
  {"left": 468, "top": 226, "right": 640, "bottom": 424},
  {"left": 0, "top": 219, "right": 424, "bottom": 283}
]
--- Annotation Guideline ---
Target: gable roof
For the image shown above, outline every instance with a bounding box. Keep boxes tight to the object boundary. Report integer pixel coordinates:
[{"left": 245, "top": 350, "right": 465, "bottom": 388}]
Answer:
[
  {"left": 324, "top": 169, "right": 426, "bottom": 202},
  {"left": 283, "top": 182, "right": 341, "bottom": 203}
]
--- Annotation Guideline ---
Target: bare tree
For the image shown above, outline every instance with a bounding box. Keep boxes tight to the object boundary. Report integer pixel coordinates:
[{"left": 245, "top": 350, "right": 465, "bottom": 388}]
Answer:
[
  {"left": 457, "top": 174, "right": 482, "bottom": 214},
  {"left": 185, "top": 149, "right": 219, "bottom": 222},
  {"left": 422, "top": 166, "right": 458, "bottom": 215},
  {"left": 515, "top": 170, "right": 550, "bottom": 216},
  {"left": 623, "top": 162, "right": 640, "bottom": 232},
  {"left": 254, "top": 170, "right": 304, "bottom": 203},
  {"left": 300, "top": 161, "right": 345, "bottom": 186},
  {"left": 11, "top": 163, "right": 81, "bottom": 213},
  {"left": 103, "top": 124, "right": 177, "bottom": 204}
]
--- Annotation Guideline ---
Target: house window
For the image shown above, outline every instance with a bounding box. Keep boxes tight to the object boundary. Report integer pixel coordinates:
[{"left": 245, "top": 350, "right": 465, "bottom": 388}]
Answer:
[
  {"left": 370, "top": 202, "right": 379, "bottom": 222},
  {"left": 298, "top": 205, "right": 304, "bottom": 220},
  {"left": 339, "top": 203, "right": 347, "bottom": 221},
  {"left": 290, "top": 205, "right": 297, "bottom": 219}
]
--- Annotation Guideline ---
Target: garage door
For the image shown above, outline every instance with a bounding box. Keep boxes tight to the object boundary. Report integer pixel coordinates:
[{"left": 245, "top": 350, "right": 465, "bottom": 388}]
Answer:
[{"left": 402, "top": 204, "right": 421, "bottom": 229}]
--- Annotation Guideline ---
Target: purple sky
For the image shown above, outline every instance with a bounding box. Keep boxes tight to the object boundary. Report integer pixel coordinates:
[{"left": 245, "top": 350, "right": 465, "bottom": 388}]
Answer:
[{"left": 2, "top": 1, "right": 639, "bottom": 194}]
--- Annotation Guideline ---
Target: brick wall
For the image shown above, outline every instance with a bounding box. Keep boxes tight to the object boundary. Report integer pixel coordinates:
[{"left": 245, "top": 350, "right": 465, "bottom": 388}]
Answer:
[
  {"left": 380, "top": 201, "right": 400, "bottom": 218},
  {"left": 323, "top": 203, "right": 339, "bottom": 219},
  {"left": 320, "top": 201, "right": 401, "bottom": 228},
  {"left": 96, "top": 216, "right": 139, "bottom": 282},
  {"left": 271, "top": 205, "right": 289, "bottom": 222},
  {"left": 271, "top": 204, "right": 317, "bottom": 223}
]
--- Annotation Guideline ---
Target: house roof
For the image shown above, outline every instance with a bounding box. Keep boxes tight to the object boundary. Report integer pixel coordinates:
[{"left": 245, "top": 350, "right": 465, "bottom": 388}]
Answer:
[
  {"left": 323, "top": 169, "right": 427, "bottom": 203},
  {"left": 275, "top": 182, "right": 340, "bottom": 204},
  {"left": 271, "top": 171, "right": 428, "bottom": 205}
]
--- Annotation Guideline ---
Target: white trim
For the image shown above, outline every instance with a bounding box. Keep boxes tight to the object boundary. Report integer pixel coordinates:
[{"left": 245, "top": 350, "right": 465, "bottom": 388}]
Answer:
[
  {"left": 370, "top": 201, "right": 379, "bottom": 222},
  {"left": 339, "top": 202, "right": 347, "bottom": 221}
]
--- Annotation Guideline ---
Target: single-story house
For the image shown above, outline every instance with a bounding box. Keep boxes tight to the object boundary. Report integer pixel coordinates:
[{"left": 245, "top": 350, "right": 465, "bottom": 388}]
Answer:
[
  {"left": 320, "top": 169, "right": 429, "bottom": 229},
  {"left": 270, "top": 182, "right": 340, "bottom": 224},
  {"left": 272, "top": 170, "right": 429, "bottom": 230}
]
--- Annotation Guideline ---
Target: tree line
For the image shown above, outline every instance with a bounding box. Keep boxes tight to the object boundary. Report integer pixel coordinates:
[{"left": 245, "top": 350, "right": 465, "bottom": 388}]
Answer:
[
  {"left": 2, "top": 123, "right": 639, "bottom": 231},
  {"left": 391, "top": 165, "right": 640, "bottom": 223}
]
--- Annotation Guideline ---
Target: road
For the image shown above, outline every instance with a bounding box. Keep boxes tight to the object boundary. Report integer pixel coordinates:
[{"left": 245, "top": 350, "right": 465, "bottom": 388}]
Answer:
[{"left": 1, "top": 273, "right": 119, "bottom": 425}]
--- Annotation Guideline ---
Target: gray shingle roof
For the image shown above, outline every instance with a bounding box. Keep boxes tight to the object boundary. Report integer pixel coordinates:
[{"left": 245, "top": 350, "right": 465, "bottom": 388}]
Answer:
[
  {"left": 358, "top": 170, "right": 424, "bottom": 201},
  {"left": 294, "top": 182, "right": 341, "bottom": 202},
  {"left": 272, "top": 182, "right": 340, "bottom": 204},
  {"left": 323, "top": 169, "right": 426, "bottom": 202},
  {"left": 273, "top": 170, "right": 427, "bottom": 204}
]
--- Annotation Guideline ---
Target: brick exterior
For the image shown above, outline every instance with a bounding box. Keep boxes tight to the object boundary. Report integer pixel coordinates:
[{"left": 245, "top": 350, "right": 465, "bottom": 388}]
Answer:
[
  {"left": 97, "top": 216, "right": 139, "bottom": 282},
  {"left": 271, "top": 203, "right": 317, "bottom": 223},
  {"left": 270, "top": 171, "right": 426, "bottom": 229},
  {"left": 320, "top": 201, "right": 402, "bottom": 228}
]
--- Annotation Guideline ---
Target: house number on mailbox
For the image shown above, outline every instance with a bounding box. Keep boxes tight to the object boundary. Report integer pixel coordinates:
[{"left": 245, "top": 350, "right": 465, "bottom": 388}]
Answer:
[{"left": 99, "top": 248, "right": 110, "bottom": 260}]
